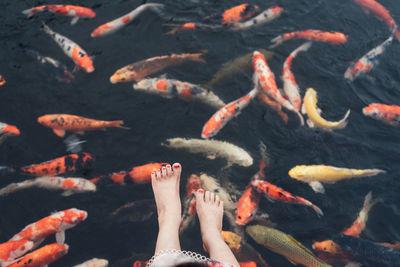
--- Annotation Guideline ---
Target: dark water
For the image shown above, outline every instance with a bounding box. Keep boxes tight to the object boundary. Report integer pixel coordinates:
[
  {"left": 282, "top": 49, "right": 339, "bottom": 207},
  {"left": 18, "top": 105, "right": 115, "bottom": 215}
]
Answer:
[{"left": 0, "top": 0, "right": 400, "bottom": 266}]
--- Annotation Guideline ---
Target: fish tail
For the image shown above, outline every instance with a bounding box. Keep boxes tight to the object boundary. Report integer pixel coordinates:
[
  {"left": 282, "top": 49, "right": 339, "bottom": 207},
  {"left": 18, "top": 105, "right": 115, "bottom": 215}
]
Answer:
[
  {"left": 363, "top": 168, "right": 386, "bottom": 177},
  {"left": 310, "top": 203, "right": 324, "bottom": 217},
  {"left": 336, "top": 109, "right": 351, "bottom": 129},
  {"left": 109, "top": 120, "right": 130, "bottom": 130},
  {"left": 0, "top": 180, "right": 33, "bottom": 196},
  {"left": 164, "top": 24, "right": 186, "bottom": 35},
  {"left": 148, "top": 3, "right": 165, "bottom": 17},
  {"left": 269, "top": 34, "right": 284, "bottom": 49},
  {"left": 259, "top": 141, "right": 270, "bottom": 170},
  {"left": 298, "top": 41, "right": 313, "bottom": 52},
  {"left": 0, "top": 166, "right": 15, "bottom": 175},
  {"left": 22, "top": 6, "right": 46, "bottom": 17},
  {"left": 41, "top": 22, "right": 52, "bottom": 35},
  {"left": 362, "top": 191, "right": 383, "bottom": 214},
  {"left": 295, "top": 110, "right": 304, "bottom": 126},
  {"left": 188, "top": 52, "right": 207, "bottom": 64}
]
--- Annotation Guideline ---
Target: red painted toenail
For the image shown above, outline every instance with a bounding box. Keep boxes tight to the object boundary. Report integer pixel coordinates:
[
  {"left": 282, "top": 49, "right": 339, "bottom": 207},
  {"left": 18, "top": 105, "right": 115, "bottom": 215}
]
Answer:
[
  {"left": 174, "top": 164, "right": 180, "bottom": 168},
  {"left": 198, "top": 189, "right": 204, "bottom": 193}
]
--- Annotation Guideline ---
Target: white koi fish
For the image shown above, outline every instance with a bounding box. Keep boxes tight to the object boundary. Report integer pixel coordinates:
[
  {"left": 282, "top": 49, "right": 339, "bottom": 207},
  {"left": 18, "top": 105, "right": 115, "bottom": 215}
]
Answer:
[{"left": 229, "top": 6, "right": 283, "bottom": 31}]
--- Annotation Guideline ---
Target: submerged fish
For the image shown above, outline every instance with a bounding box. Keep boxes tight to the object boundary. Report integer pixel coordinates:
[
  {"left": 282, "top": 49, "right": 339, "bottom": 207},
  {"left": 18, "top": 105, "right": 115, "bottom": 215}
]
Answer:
[
  {"left": 22, "top": 5, "right": 95, "bottom": 25},
  {"left": 110, "top": 199, "right": 156, "bottom": 223},
  {"left": 270, "top": 30, "right": 348, "bottom": 48},
  {"left": 228, "top": 6, "right": 283, "bottom": 31},
  {"left": 42, "top": 23, "right": 94, "bottom": 73},
  {"left": 207, "top": 49, "right": 274, "bottom": 88},
  {"left": 257, "top": 91, "right": 289, "bottom": 124},
  {"left": 110, "top": 52, "right": 206, "bottom": 83},
  {"left": 235, "top": 185, "right": 260, "bottom": 225},
  {"left": 0, "top": 75, "right": 6, "bottom": 86},
  {"left": 302, "top": 88, "right": 350, "bottom": 131},
  {"left": 0, "top": 176, "right": 96, "bottom": 197},
  {"left": 162, "top": 138, "right": 253, "bottom": 167},
  {"left": 73, "top": 258, "right": 109, "bottom": 267},
  {"left": 133, "top": 77, "right": 225, "bottom": 108},
  {"left": 363, "top": 103, "right": 400, "bottom": 127},
  {"left": 38, "top": 114, "right": 128, "bottom": 138},
  {"left": 288, "top": 165, "right": 386, "bottom": 193},
  {"left": 91, "top": 3, "right": 164, "bottom": 37},
  {"left": 345, "top": 30, "right": 394, "bottom": 81},
  {"left": 247, "top": 225, "right": 332, "bottom": 266},
  {"left": 0, "top": 240, "right": 34, "bottom": 265},
  {"left": 0, "top": 122, "right": 20, "bottom": 144},
  {"left": 201, "top": 88, "right": 257, "bottom": 139}
]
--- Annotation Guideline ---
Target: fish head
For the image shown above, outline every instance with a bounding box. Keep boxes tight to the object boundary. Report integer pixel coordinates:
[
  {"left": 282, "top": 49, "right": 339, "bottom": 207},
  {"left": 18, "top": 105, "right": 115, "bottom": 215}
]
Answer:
[
  {"left": 55, "top": 243, "right": 69, "bottom": 258},
  {"left": 362, "top": 104, "right": 380, "bottom": 119},
  {"left": 8, "top": 240, "right": 34, "bottom": 260},
  {"left": 82, "top": 179, "right": 97, "bottom": 192},
  {"left": 37, "top": 114, "right": 56, "bottom": 127},
  {"left": 62, "top": 208, "right": 88, "bottom": 226},
  {"left": 312, "top": 240, "right": 343, "bottom": 255},
  {"left": 71, "top": 47, "right": 94, "bottom": 73},
  {"left": 2, "top": 124, "right": 20, "bottom": 136},
  {"left": 252, "top": 51, "right": 266, "bottom": 68},
  {"left": 201, "top": 121, "right": 217, "bottom": 139},
  {"left": 110, "top": 69, "right": 137, "bottom": 84},
  {"left": 133, "top": 78, "right": 157, "bottom": 91},
  {"left": 91, "top": 24, "right": 113, "bottom": 37},
  {"left": 235, "top": 187, "right": 259, "bottom": 225},
  {"left": 186, "top": 174, "right": 201, "bottom": 196},
  {"left": 288, "top": 166, "right": 306, "bottom": 179},
  {"left": 82, "top": 8, "right": 96, "bottom": 18}
]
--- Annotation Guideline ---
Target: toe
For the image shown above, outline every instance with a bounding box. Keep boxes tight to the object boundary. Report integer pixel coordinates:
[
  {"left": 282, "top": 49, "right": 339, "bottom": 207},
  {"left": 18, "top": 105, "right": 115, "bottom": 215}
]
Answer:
[
  {"left": 161, "top": 166, "right": 167, "bottom": 178},
  {"left": 172, "top": 163, "right": 182, "bottom": 177},
  {"left": 151, "top": 171, "right": 156, "bottom": 182},
  {"left": 195, "top": 189, "right": 205, "bottom": 204},
  {"left": 205, "top": 191, "right": 211, "bottom": 202},
  {"left": 215, "top": 194, "right": 220, "bottom": 205},
  {"left": 156, "top": 169, "right": 162, "bottom": 180},
  {"left": 166, "top": 164, "right": 172, "bottom": 176}
]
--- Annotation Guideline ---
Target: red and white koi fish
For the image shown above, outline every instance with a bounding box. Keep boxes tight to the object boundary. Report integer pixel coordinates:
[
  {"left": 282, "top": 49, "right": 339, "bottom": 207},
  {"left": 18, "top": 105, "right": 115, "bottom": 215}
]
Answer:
[
  {"left": 5, "top": 243, "right": 68, "bottom": 267},
  {"left": 201, "top": 88, "right": 257, "bottom": 138},
  {"left": 282, "top": 42, "right": 312, "bottom": 110},
  {"left": 91, "top": 3, "right": 163, "bottom": 37},
  {"left": 354, "top": 0, "right": 400, "bottom": 40},
  {"left": 9, "top": 208, "right": 87, "bottom": 246},
  {"left": 42, "top": 23, "right": 94, "bottom": 73},
  {"left": 0, "top": 176, "right": 96, "bottom": 197},
  {"left": 345, "top": 31, "right": 394, "bottom": 81},
  {"left": 363, "top": 103, "right": 400, "bottom": 127},
  {"left": 270, "top": 30, "right": 348, "bottom": 48},
  {"left": 133, "top": 77, "right": 225, "bottom": 108},
  {"left": 72, "top": 258, "right": 109, "bottom": 267},
  {"left": 22, "top": 5, "right": 95, "bottom": 25},
  {"left": 229, "top": 6, "right": 283, "bottom": 31},
  {"left": 0, "top": 240, "right": 33, "bottom": 266},
  {"left": 0, "top": 122, "right": 20, "bottom": 144},
  {"left": 253, "top": 51, "right": 304, "bottom": 125}
]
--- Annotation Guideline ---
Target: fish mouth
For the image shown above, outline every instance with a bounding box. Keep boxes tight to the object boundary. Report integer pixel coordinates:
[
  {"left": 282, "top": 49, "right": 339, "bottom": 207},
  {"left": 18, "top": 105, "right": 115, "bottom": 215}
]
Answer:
[{"left": 109, "top": 76, "right": 118, "bottom": 84}]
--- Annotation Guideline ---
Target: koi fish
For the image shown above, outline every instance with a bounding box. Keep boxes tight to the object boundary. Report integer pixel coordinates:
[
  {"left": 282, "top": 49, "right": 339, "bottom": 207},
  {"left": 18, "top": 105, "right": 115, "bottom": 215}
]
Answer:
[
  {"left": 282, "top": 42, "right": 312, "bottom": 110},
  {"left": 270, "top": 30, "right": 348, "bottom": 48},
  {"left": 162, "top": 138, "right": 253, "bottom": 167},
  {"left": 235, "top": 185, "right": 260, "bottom": 225},
  {"left": 332, "top": 234, "right": 400, "bottom": 266},
  {"left": 363, "top": 103, "right": 400, "bottom": 127},
  {"left": 22, "top": 5, "right": 95, "bottom": 25},
  {"left": 180, "top": 174, "right": 201, "bottom": 233},
  {"left": 0, "top": 75, "right": 6, "bottom": 86},
  {"left": 256, "top": 91, "right": 289, "bottom": 124},
  {"left": 253, "top": 51, "right": 304, "bottom": 125},
  {"left": 0, "top": 122, "right": 20, "bottom": 144},
  {"left": 42, "top": 23, "right": 94, "bottom": 73},
  {"left": 90, "top": 163, "right": 168, "bottom": 185},
  {"left": 5, "top": 243, "right": 68, "bottom": 267},
  {"left": 251, "top": 179, "right": 323, "bottom": 216},
  {"left": 73, "top": 258, "right": 109, "bottom": 267},
  {"left": 0, "top": 176, "right": 96, "bottom": 197},
  {"left": 354, "top": 0, "right": 400, "bottom": 40},
  {"left": 110, "top": 52, "right": 206, "bottom": 83},
  {"left": 64, "top": 135, "right": 86, "bottom": 153},
  {"left": 0, "top": 240, "right": 34, "bottom": 266},
  {"left": 288, "top": 165, "right": 386, "bottom": 193},
  {"left": 229, "top": 6, "right": 283, "bottom": 31},
  {"left": 38, "top": 114, "right": 128, "bottom": 138},
  {"left": 302, "top": 88, "right": 350, "bottom": 131},
  {"left": 10, "top": 208, "right": 87, "bottom": 246},
  {"left": 345, "top": 31, "right": 394, "bottom": 81},
  {"left": 165, "top": 23, "right": 224, "bottom": 35},
  {"left": 25, "top": 49, "right": 74, "bottom": 83},
  {"left": 18, "top": 153, "right": 94, "bottom": 177},
  {"left": 110, "top": 199, "right": 156, "bottom": 224},
  {"left": 91, "top": 3, "right": 164, "bottom": 37},
  {"left": 246, "top": 225, "right": 332, "bottom": 267},
  {"left": 201, "top": 88, "right": 257, "bottom": 138},
  {"left": 133, "top": 77, "right": 225, "bottom": 109}
]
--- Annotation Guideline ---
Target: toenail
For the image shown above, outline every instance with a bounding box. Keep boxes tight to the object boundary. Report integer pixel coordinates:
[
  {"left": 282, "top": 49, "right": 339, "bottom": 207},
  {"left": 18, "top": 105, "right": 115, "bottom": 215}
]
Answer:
[
  {"left": 198, "top": 189, "right": 204, "bottom": 193},
  {"left": 174, "top": 164, "right": 180, "bottom": 169}
]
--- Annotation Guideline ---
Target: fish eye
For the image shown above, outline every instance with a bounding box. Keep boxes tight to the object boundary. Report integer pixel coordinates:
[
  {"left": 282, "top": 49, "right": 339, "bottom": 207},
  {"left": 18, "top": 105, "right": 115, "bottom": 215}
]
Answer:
[
  {"left": 237, "top": 215, "right": 241, "bottom": 219},
  {"left": 72, "top": 217, "right": 78, "bottom": 223},
  {"left": 78, "top": 52, "right": 85, "bottom": 57}
]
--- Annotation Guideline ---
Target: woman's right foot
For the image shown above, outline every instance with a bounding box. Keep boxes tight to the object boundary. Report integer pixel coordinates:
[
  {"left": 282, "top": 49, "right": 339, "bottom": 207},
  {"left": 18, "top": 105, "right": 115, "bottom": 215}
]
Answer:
[{"left": 195, "top": 189, "right": 224, "bottom": 252}]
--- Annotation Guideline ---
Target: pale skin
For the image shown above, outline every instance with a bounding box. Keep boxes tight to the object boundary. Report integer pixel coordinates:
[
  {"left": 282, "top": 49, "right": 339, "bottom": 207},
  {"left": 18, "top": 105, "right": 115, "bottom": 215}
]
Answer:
[{"left": 151, "top": 163, "right": 239, "bottom": 266}]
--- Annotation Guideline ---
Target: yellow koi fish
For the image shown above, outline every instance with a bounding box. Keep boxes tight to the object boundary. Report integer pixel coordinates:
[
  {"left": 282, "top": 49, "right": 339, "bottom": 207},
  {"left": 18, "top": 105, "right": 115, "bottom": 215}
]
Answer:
[
  {"left": 302, "top": 88, "right": 350, "bottom": 131},
  {"left": 289, "top": 165, "right": 386, "bottom": 193}
]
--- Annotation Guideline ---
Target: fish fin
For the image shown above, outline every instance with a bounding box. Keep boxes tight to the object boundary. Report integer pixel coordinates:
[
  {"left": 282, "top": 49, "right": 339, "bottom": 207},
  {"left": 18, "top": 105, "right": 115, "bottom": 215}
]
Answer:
[
  {"left": 61, "top": 190, "right": 74, "bottom": 197},
  {"left": 311, "top": 204, "right": 324, "bottom": 217},
  {"left": 269, "top": 35, "right": 284, "bottom": 49},
  {"left": 72, "top": 65, "right": 80, "bottom": 73},
  {"left": 306, "top": 119, "right": 315, "bottom": 128},
  {"left": 189, "top": 52, "right": 206, "bottom": 64},
  {"left": 336, "top": 109, "right": 351, "bottom": 129},
  {"left": 287, "top": 259, "right": 299, "bottom": 265},
  {"left": 109, "top": 120, "right": 130, "bottom": 130},
  {"left": 22, "top": 8, "right": 35, "bottom": 18},
  {"left": 309, "top": 181, "right": 325, "bottom": 194},
  {"left": 207, "top": 153, "right": 217, "bottom": 160},
  {"left": 53, "top": 129, "right": 66, "bottom": 138},
  {"left": 295, "top": 110, "right": 304, "bottom": 126},
  {"left": 56, "top": 230, "right": 65, "bottom": 244},
  {"left": 285, "top": 235, "right": 316, "bottom": 257},
  {"left": 0, "top": 134, "right": 9, "bottom": 145},
  {"left": 33, "top": 238, "right": 45, "bottom": 249},
  {"left": 70, "top": 16, "right": 79, "bottom": 25},
  {"left": 301, "top": 102, "right": 306, "bottom": 115},
  {"left": 41, "top": 22, "right": 52, "bottom": 35},
  {"left": 266, "top": 196, "right": 276, "bottom": 203}
]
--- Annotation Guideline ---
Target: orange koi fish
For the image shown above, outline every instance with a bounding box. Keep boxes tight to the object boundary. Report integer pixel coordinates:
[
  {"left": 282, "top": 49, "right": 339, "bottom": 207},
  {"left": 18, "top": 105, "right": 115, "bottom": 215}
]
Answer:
[
  {"left": 22, "top": 5, "right": 95, "bottom": 25},
  {"left": 110, "top": 52, "right": 206, "bottom": 83},
  {"left": 282, "top": 42, "right": 312, "bottom": 110},
  {"left": 42, "top": 23, "right": 94, "bottom": 73},
  {"left": 0, "top": 240, "right": 33, "bottom": 265},
  {"left": 38, "top": 114, "right": 128, "bottom": 137},
  {"left": 91, "top": 3, "right": 163, "bottom": 37},
  {"left": 0, "top": 176, "right": 96, "bottom": 197},
  {"left": 6, "top": 243, "right": 68, "bottom": 267},
  {"left": 201, "top": 88, "right": 257, "bottom": 138},
  {"left": 253, "top": 51, "right": 304, "bottom": 125},
  {"left": 133, "top": 77, "right": 225, "bottom": 109},
  {"left": 363, "top": 103, "right": 400, "bottom": 127},
  {"left": 270, "top": 30, "right": 348, "bottom": 48},
  {"left": 90, "top": 163, "right": 168, "bottom": 185},
  {"left": 257, "top": 91, "right": 288, "bottom": 124},
  {"left": 10, "top": 208, "right": 87, "bottom": 246},
  {"left": 354, "top": 0, "right": 400, "bottom": 40},
  {"left": 17, "top": 153, "right": 94, "bottom": 177},
  {"left": 345, "top": 31, "right": 394, "bottom": 81},
  {"left": 229, "top": 6, "right": 283, "bottom": 31},
  {"left": 235, "top": 183, "right": 261, "bottom": 225},
  {"left": 0, "top": 122, "right": 20, "bottom": 144},
  {"left": 0, "top": 75, "right": 6, "bottom": 86}
]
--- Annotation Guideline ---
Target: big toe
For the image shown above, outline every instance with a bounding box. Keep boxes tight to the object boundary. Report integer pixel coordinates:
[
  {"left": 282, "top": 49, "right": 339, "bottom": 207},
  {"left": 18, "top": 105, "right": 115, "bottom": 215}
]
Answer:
[{"left": 172, "top": 162, "right": 182, "bottom": 177}]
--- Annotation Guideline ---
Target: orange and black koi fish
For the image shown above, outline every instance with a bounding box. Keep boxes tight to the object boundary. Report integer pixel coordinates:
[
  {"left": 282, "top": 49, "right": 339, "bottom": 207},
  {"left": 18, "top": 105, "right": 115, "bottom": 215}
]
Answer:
[
  {"left": 38, "top": 114, "right": 128, "bottom": 138},
  {"left": 22, "top": 5, "right": 95, "bottom": 25},
  {"left": 363, "top": 103, "right": 400, "bottom": 127},
  {"left": 90, "top": 163, "right": 168, "bottom": 185},
  {"left": 0, "top": 240, "right": 33, "bottom": 266},
  {"left": 5, "top": 243, "right": 68, "bottom": 267},
  {"left": 0, "top": 75, "right": 6, "bottom": 86},
  {"left": 270, "top": 30, "right": 348, "bottom": 48},
  {"left": 0, "top": 122, "right": 20, "bottom": 144},
  {"left": 354, "top": 0, "right": 400, "bottom": 40},
  {"left": 14, "top": 153, "right": 94, "bottom": 177},
  {"left": 110, "top": 52, "right": 206, "bottom": 83}
]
